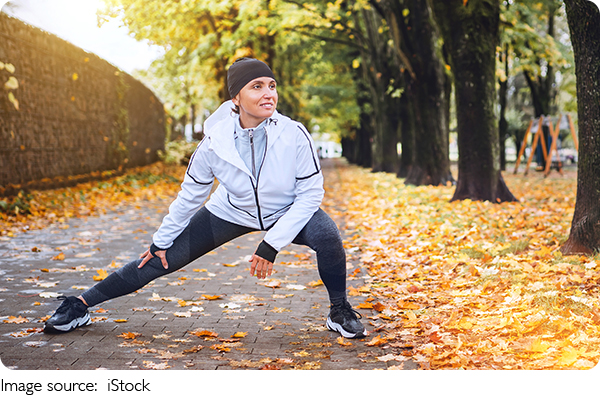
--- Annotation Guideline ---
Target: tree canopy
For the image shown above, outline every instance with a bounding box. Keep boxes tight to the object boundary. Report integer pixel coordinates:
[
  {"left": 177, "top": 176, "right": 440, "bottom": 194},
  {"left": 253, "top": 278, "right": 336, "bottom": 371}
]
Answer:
[{"left": 98, "top": 0, "right": 577, "bottom": 193}]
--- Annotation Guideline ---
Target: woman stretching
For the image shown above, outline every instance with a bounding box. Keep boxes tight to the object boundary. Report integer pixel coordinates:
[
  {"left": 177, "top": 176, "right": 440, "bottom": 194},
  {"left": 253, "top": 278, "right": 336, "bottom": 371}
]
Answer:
[{"left": 43, "top": 57, "right": 367, "bottom": 339}]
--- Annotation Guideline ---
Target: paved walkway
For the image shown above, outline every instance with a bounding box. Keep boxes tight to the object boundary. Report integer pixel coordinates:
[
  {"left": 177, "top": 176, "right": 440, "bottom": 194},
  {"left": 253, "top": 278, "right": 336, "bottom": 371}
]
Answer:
[{"left": 0, "top": 159, "right": 416, "bottom": 370}]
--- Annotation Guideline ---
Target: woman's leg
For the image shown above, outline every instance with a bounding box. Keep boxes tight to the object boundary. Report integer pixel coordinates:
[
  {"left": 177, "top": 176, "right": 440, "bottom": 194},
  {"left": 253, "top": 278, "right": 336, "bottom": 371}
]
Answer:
[
  {"left": 292, "top": 208, "right": 366, "bottom": 338},
  {"left": 81, "top": 207, "right": 254, "bottom": 307},
  {"left": 291, "top": 208, "right": 347, "bottom": 306}
]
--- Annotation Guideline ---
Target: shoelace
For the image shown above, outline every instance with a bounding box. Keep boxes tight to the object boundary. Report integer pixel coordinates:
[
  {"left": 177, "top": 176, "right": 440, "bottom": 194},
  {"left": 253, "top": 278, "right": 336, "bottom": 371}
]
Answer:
[
  {"left": 336, "top": 302, "right": 363, "bottom": 320},
  {"left": 54, "top": 295, "right": 77, "bottom": 312}
]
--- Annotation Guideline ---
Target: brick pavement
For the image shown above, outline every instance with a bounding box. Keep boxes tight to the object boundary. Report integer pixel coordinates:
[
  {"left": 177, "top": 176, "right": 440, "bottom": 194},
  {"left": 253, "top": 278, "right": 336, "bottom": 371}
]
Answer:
[{"left": 0, "top": 159, "right": 417, "bottom": 370}]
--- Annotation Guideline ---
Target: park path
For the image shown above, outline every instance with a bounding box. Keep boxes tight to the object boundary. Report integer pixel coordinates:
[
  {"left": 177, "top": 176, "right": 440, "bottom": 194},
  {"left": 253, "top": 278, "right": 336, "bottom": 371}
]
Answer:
[{"left": 0, "top": 158, "right": 416, "bottom": 370}]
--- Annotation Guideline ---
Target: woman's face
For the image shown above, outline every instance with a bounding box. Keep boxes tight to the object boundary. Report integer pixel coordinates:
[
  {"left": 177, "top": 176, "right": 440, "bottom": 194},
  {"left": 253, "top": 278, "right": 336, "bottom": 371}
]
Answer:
[{"left": 233, "top": 76, "right": 278, "bottom": 129}]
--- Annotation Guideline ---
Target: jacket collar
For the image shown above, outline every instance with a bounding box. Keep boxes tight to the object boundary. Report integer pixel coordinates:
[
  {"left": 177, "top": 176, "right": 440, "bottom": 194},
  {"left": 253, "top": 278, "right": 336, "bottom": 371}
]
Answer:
[{"left": 203, "top": 101, "right": 288, "bottom": 175}]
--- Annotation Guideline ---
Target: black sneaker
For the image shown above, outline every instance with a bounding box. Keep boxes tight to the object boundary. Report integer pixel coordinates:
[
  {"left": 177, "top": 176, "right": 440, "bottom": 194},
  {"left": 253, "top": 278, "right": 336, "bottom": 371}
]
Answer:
[
  {"left": 43, "top": 296, "right": 91, "bottom": 334},
  {"left": 326, "top": 301, "right": 367, "bottom": 339}
]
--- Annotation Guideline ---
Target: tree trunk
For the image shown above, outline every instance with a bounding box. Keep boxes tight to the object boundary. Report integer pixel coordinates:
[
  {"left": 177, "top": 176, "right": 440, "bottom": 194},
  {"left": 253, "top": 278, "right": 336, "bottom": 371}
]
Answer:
[
  {"left": 374, "top": 0, "right": 453, "bottom": 185},
  {"left": 403, "top": 0, "right": 453, "bottom": 186},
  {"left": 498, "top": 44, "right": 508, "bottom": 171},
  {"left": 433, "top": 0, "right": 516, "bottom": 203},
  {"left": 560, "top": 0, "right": 600, "bottom": 255},
  {"left": 360, "top": 8, "right": 399, "bottom": 173},
  {"left": 398, "top": 85, "right": 416, "bottom": 178}
]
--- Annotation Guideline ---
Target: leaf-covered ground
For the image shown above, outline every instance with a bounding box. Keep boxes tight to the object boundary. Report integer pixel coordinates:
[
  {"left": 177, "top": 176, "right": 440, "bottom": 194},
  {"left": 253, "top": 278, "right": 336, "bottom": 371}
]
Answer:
[
  {"left": 2, "top": 159, "right": 599, "bottom": 370},
  {"left": 0, "top": 163, "right": 184, "bottom": 237},
  {"left": 324, "top": 160, "right": 600, "bottom": 370}
]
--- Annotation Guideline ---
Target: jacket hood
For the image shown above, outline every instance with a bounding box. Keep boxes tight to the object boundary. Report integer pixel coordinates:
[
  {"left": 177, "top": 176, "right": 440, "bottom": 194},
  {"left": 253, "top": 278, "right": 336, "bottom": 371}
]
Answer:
[{"left": 201, "top": 101, "right": 291, "bottom": 176}]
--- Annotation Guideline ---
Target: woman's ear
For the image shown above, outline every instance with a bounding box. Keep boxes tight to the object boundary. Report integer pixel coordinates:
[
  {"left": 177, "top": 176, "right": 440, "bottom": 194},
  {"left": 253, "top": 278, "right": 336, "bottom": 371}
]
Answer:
[{"left": 231, "top": 95, "right": 239, "bottom": 106}]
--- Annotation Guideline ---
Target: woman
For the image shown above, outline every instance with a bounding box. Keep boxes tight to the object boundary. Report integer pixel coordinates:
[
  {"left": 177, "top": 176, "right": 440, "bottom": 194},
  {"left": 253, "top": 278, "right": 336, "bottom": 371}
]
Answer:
[{"left": 43, "top": 57, "right": 367, "bottom": 339}]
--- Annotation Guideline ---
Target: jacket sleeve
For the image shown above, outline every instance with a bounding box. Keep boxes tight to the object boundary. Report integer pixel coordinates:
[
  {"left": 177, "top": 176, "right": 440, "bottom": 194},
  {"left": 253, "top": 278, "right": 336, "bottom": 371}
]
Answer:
[
  {"left": 258, "top": 124, "right": 324, "bottom": 261},
  {"left": 152, "top": 138, "right": 214, "bottom": 249}
]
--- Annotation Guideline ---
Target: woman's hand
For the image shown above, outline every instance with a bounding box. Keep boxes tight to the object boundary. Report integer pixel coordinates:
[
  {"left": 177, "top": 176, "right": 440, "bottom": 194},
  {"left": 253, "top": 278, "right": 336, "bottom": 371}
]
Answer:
[
  {"left": 249, "top": 254, "right": 273, "bottom": 279},
  {"left": 138, "top": 248, "right": 169, "bottom": 269}
]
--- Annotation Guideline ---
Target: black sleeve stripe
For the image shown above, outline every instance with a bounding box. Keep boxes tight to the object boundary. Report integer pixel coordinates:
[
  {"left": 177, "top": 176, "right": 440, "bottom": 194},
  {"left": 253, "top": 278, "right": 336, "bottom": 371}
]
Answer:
[
  {"left": 186, "top": 138, "right": 213, "bottom": 185},
  {"left": 296, "top": 170, "right": 321, "bottom": 180},
  {"left": 296, "top": 125, "right": 320, "bottom": 174}
]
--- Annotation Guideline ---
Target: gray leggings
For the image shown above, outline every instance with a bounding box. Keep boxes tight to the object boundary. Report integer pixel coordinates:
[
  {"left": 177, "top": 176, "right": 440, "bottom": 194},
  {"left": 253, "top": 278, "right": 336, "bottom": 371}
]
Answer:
[{"left": 81, "top": 207, "right": 347, "bottom": 307}]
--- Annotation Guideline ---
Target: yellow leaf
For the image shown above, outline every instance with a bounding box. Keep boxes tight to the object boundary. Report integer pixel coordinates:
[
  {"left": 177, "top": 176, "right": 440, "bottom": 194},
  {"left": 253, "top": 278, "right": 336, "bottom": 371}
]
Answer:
[
  {"left": 188, "top": 329, "right": 218, "bottom": 338},
  {"left": 118, "top": 332, "right": 141, "bottom": 339},
  {"left": 231, "top": 331, "right": 248, "bottom": 338},
  {"left": 337, "top": 337, "right": 353, "bottom": 346},
  {"left": 4, "top": 315, "right": 29, "bottom": 324},
  {"left": 201, "top": 294, "right": 222, "bottom": 300},
  {"left": 210, "top": 344, "right": 231, "bottom": 352},
  {"left": 270, "top": 307, "right": 291, "bottom": 313},
  {"left": 528, "top": 339, "right": 550, "bottom": 353},
  {"left": 397, "top": 300, "right": 420, "bottom": 310},
  {"left": 7, "top": 92, "right": 18, "bottom": 110},
  {"left": 113, "top": 319, "right": 128, "bottom": 323},
  {"left": 4, "top": 76, "right": 19, "bottom": 90},
  {"left": 5, "top": 63, "right": 15, "bottom": 73},
  {"left": 222, "top": 262, "right": 239, "bottom": 267},
  {"left": 557, "top": 347, "right": 581, "bottom": 366},
  {"left": 52, "top": 252, "right": 65, "bottom": 261},
  {"left": 356, "top": 302, "right": 373, "bottom": 309},
  {"left": 72, "top": 73, "right": 78, "bottom": 81},
  {"left": 366, "top": 335, "right": 387, "bottom": 347},
  {"left": 348, "top": 286, "right": 360, "bottom": 296},
  {"left": 93, "top": 269, "right": 108, "bottom": 281}
]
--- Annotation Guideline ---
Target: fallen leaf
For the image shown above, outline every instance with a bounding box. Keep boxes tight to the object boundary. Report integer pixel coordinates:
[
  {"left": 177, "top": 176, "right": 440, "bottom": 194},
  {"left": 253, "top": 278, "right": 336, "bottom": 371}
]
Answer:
[
  {"left": 188, "top": 329, "right": 218, "bottom": 338},
  {"left": 92, "top": 269, "right": 108, "bottom": 281},
  {"left": 270, "top": 307, "right": 291, "bottom": 313},
  {"left": 143, "top": 361, "right": 171, "bottom": 370},
  {"left": 286, "top": 284, "right": 306, "bottom": 290},
  {"left": 337, "top": 337, "right": 353, "bottom": 346},
  {"left": 366, "top": 335, "right": 387, "bottom": 347},
  {"left": 173, "top": 312, "right": 192, "bottom": 318},
  {"left": 210, "top": 344, "right": 231, "bottom": 352},
  {"left": 183, "top": 345, "right": 204, "bottom": 353},
  {"left": 201, "top": 294, "right": 223, "bottom": 300},
  {"left": 264, "top": 280, "right": 281, "bottom": 288},
  {"left": 4, "top": 316, "right": 29, "bottom": 324},
  {"left": 117, "top": 332, "right": 141, "bottom": 339}
]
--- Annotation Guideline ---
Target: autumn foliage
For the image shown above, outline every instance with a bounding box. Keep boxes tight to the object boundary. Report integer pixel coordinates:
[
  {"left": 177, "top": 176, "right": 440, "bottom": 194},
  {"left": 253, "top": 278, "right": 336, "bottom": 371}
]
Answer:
[
  {"left": 1, "top": 160, "right": 599, "bottom": 369},
  {"left": 324, "top": 161, "right": 599, "bottom": 369}
]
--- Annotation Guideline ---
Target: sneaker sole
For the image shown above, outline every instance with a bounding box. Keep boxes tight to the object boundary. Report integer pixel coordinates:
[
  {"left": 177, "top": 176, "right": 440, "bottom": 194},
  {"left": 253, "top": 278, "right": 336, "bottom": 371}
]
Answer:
[
  {"left": 44, "top": 313, "right": 91, "bottom": 334},
  {"left": 326, "top": 317, "right": 367, "bottom": 339}
]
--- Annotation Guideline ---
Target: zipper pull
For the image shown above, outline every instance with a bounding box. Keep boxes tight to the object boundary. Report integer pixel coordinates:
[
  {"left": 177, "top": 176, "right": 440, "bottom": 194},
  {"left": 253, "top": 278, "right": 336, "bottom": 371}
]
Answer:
[{"left": 249, "top": 129, "right": 256, "bottom": 178}]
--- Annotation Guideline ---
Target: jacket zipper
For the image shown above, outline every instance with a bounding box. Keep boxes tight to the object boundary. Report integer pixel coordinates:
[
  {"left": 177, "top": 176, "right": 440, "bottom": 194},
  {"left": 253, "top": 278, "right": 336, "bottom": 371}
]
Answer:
[
  {"left": 249, "top": 125, "right": 268, "bottom": 230},
  {"left": 249, "top": 129, "right": 256, "bottom": 178}
]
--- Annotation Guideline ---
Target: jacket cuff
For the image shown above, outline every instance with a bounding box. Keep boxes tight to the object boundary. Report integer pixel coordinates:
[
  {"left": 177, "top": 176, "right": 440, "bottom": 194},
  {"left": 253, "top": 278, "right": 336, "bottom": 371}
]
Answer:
[
  {"left": 255, "top": 240, "right": 278, "bottom": 263},
  {"left": 150, "top": 243, "right": 168, "bottom": 257}
]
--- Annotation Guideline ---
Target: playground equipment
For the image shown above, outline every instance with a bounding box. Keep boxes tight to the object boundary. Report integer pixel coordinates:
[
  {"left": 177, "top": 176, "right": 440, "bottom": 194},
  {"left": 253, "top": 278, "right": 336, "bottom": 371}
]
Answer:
[{"left": 513, "top": 114, "right": 578, "bottom": 177}]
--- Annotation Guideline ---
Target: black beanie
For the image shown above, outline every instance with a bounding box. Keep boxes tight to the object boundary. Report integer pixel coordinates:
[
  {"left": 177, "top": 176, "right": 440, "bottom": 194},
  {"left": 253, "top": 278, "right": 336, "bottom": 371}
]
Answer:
[{"left": 227, "top": 58, "right": 276, "bottom": 98}]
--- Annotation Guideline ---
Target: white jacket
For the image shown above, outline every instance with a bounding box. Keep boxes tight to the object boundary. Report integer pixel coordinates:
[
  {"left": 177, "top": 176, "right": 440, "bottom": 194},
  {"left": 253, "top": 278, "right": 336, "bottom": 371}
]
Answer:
[{"left": 152, "top": 100, "right": 324, "bottom": 255}]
